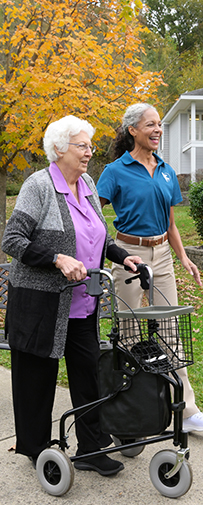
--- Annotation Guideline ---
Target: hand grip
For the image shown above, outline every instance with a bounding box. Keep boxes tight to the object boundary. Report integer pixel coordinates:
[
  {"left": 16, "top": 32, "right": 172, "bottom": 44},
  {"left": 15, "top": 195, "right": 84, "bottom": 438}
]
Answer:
[
  {"left": 61, "top": 268, "right": 103, "bottom": 296},
  {"left": 124, "top": 263, "right": 150, "bottom": 290}
]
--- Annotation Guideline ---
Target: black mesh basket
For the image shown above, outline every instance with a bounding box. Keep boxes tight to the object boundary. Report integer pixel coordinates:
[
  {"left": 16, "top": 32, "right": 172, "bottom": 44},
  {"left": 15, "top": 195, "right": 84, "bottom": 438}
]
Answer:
[{"left": 116, "top": 305, "right": 194, "bottom": 374}]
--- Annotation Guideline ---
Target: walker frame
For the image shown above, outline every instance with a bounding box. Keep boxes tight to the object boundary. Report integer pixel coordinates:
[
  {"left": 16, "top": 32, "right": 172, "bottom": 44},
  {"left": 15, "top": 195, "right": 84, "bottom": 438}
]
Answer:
[{"left": 0, "top": 263, "right": 194, "bottom": 498}]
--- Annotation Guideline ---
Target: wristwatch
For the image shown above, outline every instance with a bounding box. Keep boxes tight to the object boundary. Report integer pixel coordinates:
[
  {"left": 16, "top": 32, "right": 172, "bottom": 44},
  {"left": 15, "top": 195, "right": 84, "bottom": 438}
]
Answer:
[{"left": 53, "top": 254, "right": 59, "bottom": 264}]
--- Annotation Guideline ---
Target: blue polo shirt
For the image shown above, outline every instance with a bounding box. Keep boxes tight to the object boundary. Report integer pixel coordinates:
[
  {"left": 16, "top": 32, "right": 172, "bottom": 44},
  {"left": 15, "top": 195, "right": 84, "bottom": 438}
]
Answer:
[{"left": 96, "top": 151, "right": 182, "bottom": 237}]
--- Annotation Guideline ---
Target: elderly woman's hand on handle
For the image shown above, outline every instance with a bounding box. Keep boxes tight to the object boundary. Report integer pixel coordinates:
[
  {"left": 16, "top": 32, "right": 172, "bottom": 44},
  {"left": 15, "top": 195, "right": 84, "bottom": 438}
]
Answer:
[{"left": 55, "top": 254, "right": 87, "bottom": 281}]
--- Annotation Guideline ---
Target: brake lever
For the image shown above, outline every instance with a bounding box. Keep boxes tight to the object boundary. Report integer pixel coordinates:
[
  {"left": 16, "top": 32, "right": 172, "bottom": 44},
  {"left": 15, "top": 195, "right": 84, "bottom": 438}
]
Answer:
[{"left": 125, "top": 273, "right": 141, "bottom": 284}]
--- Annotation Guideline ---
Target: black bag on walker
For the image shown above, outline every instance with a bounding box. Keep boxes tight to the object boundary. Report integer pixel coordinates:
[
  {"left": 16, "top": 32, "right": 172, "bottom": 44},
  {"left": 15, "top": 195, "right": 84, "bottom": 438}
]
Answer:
[{"left": 99, "top": 347, "right": 172, "bottom": 438}]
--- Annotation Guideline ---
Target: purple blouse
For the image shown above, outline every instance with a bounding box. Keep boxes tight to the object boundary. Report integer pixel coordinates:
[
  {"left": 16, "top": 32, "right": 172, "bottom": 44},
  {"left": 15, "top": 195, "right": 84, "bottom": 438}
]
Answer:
[{"left": 49, "top": 162, "right": 106, "bottom": 318}]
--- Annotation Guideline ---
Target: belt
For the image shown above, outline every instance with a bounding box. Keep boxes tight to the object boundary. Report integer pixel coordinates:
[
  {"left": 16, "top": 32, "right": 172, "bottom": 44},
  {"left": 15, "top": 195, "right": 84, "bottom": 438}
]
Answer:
[{"left": 116, "top": 231, "right": 168, "bottom": 247}]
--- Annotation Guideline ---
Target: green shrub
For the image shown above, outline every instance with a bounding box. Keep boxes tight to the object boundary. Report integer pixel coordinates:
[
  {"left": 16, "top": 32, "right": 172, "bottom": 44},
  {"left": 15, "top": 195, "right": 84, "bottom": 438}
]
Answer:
[
  {"left": 188, "top": 180, "right": 203, "bottom": 242},
  {"left": 6, "top": 181, "right": 22, "bottom": 195}
]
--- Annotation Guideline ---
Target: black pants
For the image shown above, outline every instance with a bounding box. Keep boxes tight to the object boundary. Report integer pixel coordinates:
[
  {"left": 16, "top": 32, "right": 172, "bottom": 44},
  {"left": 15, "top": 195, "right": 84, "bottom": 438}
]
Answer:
[{"left": 11, "top": 313, "right": 111, "bottom": 459}]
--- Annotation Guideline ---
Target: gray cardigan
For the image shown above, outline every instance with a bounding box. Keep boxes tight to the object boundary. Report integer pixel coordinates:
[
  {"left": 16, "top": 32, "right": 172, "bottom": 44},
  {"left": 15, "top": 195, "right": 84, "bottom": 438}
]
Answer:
[{"left": 2, "top": 168, "right": 128, "bottom": 359}]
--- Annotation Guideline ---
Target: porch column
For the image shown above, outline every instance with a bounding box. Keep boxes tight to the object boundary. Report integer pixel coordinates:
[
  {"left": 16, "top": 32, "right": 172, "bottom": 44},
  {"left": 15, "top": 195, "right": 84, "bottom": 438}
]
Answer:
[{"left": 191, "top": 102, "right": 196, "bottom": 182}]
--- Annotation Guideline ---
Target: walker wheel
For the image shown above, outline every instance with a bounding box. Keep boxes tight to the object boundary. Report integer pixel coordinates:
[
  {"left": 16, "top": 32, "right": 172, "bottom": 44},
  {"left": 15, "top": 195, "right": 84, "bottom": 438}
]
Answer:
[
  {"left": 112, "top": 435, "right": 145, "bottom": 457},
  {"left": 149, "top": 449, "right": 193, "bottom": 498},
  {"left": 36, "top": 447, "right": 74, "bottom": 496}
]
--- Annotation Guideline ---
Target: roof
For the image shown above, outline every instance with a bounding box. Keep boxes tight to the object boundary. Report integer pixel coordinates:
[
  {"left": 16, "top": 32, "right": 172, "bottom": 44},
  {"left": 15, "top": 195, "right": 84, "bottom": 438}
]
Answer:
[
  {"left": 162, "top": 89, "right": 203, "bottom": 123},
  {"left": 183, "top": 88, "right": 203, "bottom": 96}
]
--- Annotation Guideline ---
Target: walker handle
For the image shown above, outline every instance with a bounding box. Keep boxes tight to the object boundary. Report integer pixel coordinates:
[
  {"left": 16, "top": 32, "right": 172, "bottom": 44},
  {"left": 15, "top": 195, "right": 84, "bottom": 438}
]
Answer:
[
  {"left": 60, "top": 268, "right": 103, "bottom": 296},
  {"left": 124, "top": 263, "right": 150, "bottom": 290}
]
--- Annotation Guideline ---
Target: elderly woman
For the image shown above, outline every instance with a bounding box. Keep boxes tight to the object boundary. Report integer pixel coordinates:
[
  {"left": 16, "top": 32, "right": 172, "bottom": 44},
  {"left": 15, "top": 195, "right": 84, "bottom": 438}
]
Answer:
[
  {"left": 97, "top": 102, "right": 203, "bottom": 434},
  {"left": 2, "top": 115, "right": 142, "bottom": 476}
]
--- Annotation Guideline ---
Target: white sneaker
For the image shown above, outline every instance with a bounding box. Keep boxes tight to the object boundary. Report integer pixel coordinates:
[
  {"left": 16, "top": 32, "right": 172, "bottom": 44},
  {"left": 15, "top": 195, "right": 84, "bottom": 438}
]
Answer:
[{"left": 183, "top": 412, "right": 203, "bottom": 432}]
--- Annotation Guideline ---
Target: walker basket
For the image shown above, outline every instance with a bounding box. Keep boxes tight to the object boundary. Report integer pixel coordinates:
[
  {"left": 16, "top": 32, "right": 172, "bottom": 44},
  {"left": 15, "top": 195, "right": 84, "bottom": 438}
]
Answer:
[{"left": 116, "top": 305, "right": 194, "bottom": 374}]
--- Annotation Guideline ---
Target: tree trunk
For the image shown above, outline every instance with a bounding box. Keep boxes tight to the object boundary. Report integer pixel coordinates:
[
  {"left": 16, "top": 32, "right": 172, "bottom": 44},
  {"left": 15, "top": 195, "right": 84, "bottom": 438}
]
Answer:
[{"left": 0, "top": 165, "right": 7, "bottom": 263}]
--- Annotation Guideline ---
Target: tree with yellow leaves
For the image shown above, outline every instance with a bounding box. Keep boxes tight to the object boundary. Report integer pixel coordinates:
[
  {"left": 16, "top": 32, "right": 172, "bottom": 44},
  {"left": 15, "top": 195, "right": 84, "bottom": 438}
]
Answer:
[{"left": 0, "top": 0, "right": 164, "bottom": 258}]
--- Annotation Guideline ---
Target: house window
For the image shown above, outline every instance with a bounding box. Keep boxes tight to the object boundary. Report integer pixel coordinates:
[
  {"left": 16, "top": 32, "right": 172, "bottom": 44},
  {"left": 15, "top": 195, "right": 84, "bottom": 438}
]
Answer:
[
  {"left": 201, "top": 115, "right": 203, "bottom": 140},
  {"left": 189, "top": 113, "right": 203, "bottom": 140},
  {"left": 196, "top": 114, "right": 200, "bottom": 139}
]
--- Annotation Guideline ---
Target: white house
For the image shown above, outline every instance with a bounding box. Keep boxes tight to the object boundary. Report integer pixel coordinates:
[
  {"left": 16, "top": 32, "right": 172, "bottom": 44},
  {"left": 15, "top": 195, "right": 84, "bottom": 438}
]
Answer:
[{"left": 157, "top": 88, "right": 203, "bottom": 183}]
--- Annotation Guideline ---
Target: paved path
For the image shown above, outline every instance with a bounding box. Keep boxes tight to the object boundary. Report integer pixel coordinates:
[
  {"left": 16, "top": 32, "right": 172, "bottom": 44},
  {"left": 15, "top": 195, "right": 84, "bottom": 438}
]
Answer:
[{"left": 0, "top": 366, "right": 203, "bottom": 505}]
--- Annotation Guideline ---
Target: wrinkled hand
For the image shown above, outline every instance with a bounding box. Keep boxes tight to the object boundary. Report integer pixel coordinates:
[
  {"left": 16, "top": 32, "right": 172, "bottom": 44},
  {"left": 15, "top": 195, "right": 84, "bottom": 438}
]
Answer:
[
  {"left": 181, "top": 256, "right": 202, "bottom": 287},
  {"left": 123, "top": 255, "right": 143, "bottom": 273},
  {"left": 55, "top": 254, "right": 87, "bottom": 281}
]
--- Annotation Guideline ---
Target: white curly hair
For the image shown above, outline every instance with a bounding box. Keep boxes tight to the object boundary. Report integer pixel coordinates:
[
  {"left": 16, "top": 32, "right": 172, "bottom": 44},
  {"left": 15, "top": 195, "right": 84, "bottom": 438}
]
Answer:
[{"left": 43, "top": 115, "right": 95, "bottom": 162}]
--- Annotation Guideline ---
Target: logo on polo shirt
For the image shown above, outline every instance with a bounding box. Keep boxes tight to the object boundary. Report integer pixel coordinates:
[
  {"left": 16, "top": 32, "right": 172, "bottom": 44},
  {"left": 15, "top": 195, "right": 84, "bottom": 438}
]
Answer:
[{"left": 162, "top": 172, "right": 170, "bottom": 182}]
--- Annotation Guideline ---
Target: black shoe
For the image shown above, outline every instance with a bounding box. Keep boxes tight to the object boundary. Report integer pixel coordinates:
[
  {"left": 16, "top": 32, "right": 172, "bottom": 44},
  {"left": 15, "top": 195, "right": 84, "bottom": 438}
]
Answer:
[
  {"left": 74, "top": 453, "right": 124, "bottom": 476},
  {"left": 28, "top": 456, "right": 37, "bottom": 469}
]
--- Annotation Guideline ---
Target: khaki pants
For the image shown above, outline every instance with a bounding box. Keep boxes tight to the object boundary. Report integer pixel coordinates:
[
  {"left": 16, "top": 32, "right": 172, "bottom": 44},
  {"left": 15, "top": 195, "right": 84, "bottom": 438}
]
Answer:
[{"left": 112, "top": 237, "right": 198, "bottom": 419}]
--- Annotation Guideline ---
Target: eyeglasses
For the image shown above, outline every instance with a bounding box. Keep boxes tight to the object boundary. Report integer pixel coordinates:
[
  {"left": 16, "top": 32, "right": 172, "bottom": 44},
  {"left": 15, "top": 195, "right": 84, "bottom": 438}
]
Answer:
[{"left": 68, "top": 143, "right": 96, "bottom": 154}]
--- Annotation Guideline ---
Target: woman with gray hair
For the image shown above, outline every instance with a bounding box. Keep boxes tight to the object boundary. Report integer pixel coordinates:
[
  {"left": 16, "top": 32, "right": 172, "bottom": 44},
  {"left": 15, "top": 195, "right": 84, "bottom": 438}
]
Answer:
[
  {"left": 97, "top": 102, "right": 203, "bottom": 434},
  {"left": 2, "top": 114, "right": 142, "bottom": 476}
]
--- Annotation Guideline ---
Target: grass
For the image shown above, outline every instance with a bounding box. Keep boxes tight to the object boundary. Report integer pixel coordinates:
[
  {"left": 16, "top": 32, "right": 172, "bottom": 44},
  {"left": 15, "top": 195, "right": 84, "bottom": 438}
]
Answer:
[
  {"left": 6, "top": 196, "right": 18, "bottom": 220},
  {"left": 1, "top": 198, "right": 203, "bottom": 409}
]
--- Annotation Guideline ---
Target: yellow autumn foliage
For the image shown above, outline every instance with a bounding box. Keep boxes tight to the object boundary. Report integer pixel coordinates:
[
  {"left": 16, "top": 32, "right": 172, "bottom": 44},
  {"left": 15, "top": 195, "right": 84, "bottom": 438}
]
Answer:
[{"left": 0, "top": 0, "right": 164, "bottom": 170}]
